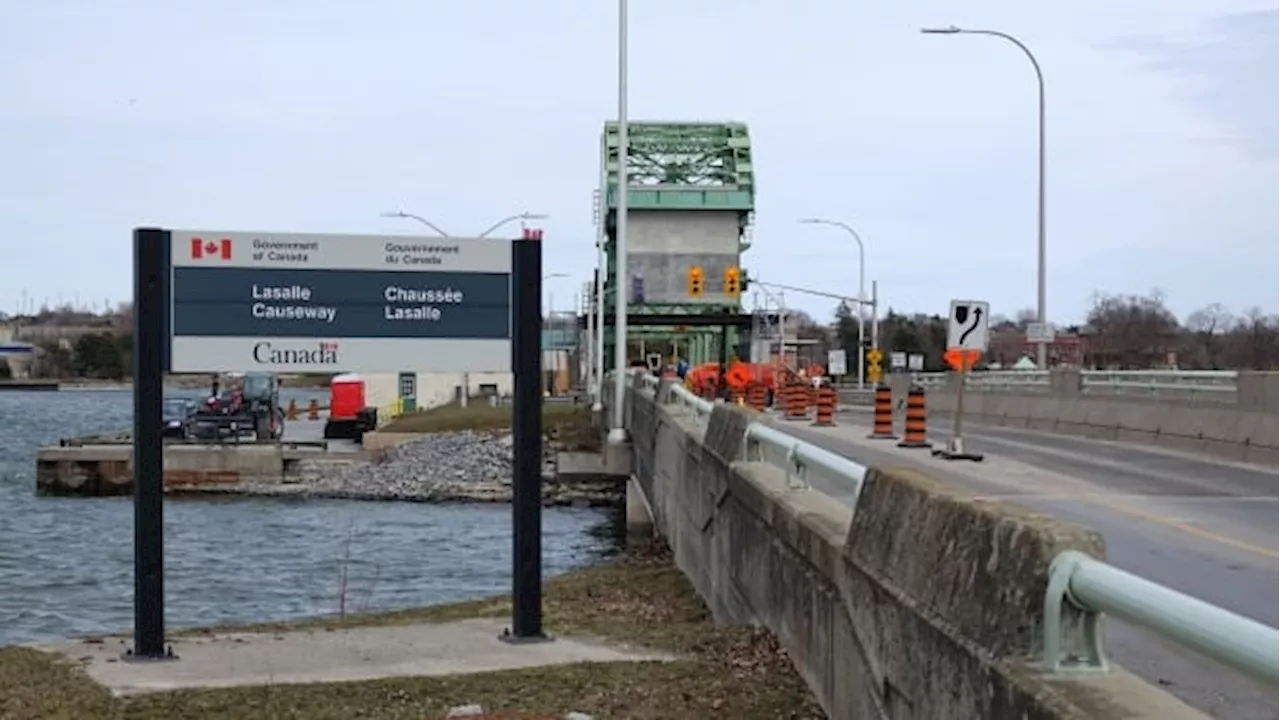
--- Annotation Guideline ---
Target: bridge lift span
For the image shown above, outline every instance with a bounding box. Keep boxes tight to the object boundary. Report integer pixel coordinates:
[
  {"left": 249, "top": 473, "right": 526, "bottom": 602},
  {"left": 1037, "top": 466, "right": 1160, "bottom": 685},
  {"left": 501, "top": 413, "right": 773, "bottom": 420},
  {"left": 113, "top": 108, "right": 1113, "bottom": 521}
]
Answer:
[{"left": 591, "top": 121, "right": 755, "bottom": 369}]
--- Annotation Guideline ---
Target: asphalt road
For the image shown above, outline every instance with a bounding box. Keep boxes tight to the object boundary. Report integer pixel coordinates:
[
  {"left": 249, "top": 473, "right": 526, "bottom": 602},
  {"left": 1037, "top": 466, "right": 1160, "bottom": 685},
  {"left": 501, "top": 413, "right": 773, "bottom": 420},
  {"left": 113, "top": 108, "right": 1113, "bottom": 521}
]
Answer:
[{"left": 781, "top": 410, "right": 1277, "bottom": 720}]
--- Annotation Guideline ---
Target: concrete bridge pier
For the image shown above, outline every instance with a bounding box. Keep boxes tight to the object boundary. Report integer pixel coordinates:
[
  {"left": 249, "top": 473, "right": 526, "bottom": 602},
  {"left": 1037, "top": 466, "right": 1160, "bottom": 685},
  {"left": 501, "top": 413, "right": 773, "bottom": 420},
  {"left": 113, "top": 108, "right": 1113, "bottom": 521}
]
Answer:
[{"left": 625, "top": 477, "right": 654, "bottom": 541}]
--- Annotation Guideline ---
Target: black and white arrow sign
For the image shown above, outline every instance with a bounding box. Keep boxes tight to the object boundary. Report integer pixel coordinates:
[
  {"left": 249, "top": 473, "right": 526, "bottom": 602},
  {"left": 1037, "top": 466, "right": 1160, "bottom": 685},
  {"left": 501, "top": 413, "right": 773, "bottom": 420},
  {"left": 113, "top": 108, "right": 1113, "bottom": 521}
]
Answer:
[{"left": 947, "top": 299, "right": 990, "bottom": 351}]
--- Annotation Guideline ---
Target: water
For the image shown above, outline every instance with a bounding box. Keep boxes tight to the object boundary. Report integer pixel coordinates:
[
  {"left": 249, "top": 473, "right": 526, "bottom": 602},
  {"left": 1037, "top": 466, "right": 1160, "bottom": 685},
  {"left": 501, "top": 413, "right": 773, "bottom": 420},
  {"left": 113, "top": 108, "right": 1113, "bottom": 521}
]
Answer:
[{"left": 0, "top": 387, "right": 617, "bottom": 646}]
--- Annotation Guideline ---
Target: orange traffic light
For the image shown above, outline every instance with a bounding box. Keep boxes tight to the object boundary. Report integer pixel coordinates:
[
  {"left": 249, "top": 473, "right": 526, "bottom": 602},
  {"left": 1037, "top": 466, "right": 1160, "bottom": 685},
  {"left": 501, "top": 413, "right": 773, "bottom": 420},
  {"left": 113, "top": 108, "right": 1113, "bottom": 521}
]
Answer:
[
  {"left": 688, "top": 266, "right": 704, "bottom": 297},
  {"left": 724, "top": 267, "right": 740, "bottom": 296}
]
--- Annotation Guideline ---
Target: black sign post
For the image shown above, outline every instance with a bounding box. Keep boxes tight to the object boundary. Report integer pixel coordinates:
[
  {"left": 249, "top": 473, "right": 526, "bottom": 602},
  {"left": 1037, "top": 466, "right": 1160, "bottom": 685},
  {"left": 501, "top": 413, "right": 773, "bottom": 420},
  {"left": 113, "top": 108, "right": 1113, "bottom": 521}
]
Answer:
[
  {"left": 126, "top": 225, "right": 542, "bottom": 653},
  {"left": 504, "top": 229, "right": 547, "bottom": 642},
  {"left": 129, "top": 227, "right": 172, "bottom": 660}
]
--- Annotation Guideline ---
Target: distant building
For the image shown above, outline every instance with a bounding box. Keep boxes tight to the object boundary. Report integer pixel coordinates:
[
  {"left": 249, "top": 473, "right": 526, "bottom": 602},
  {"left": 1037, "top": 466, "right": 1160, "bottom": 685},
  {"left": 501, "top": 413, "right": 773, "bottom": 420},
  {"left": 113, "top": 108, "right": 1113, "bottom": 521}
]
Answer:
[{"left": 987, "top": 327, "right": 1087, "bottom": 368}]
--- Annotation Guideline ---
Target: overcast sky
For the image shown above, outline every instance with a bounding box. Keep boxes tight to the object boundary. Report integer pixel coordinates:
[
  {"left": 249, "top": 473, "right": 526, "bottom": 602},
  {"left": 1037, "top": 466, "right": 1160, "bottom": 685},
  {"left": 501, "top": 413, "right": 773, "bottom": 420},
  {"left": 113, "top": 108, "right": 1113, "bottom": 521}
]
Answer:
[{"left": 2, "top": 0, "right": 1276, "bottom": 325}]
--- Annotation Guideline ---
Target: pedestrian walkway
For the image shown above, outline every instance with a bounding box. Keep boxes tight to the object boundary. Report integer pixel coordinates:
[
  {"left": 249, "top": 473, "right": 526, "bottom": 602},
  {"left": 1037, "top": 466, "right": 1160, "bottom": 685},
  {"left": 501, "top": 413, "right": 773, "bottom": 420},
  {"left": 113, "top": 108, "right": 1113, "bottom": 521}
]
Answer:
[{"left": 35, "top": 618, "right": 674, "bottom": 696}]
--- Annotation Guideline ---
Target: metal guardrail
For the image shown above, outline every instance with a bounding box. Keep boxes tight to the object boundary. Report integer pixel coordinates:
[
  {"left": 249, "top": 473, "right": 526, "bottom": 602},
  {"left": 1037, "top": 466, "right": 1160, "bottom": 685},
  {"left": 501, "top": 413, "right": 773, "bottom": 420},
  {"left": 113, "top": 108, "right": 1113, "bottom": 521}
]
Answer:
[
  {"left": 614, "top": 369, "right": 1277, "bottom": 687},
  {"left": 1045, "top": 551, "right": 1278, "bottom": 686},
  {"left": 911, "top": 369, "right": 1238, "bottom": 397},
  {"left": 741, "top": 421, "right": 868, "bottom": 495},
  {"left": 635, "top": 371, "right": 867, "bottom": 496}
]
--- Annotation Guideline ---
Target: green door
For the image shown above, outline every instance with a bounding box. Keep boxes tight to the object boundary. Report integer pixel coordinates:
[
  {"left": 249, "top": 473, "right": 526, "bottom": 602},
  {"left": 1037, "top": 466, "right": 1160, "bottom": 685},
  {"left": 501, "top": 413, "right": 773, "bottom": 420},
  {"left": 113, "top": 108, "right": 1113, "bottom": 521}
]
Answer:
[{"left": 398, "top": 372, "right": 417, "bottom": 412}]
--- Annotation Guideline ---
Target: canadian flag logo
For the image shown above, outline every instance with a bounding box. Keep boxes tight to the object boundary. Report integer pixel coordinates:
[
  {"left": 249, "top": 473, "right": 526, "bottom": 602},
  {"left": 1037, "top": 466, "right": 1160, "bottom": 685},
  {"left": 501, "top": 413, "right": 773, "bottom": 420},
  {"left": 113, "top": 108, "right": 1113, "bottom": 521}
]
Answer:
[{"left": 191, "top": 237, "right": 232, "bottom": 260}]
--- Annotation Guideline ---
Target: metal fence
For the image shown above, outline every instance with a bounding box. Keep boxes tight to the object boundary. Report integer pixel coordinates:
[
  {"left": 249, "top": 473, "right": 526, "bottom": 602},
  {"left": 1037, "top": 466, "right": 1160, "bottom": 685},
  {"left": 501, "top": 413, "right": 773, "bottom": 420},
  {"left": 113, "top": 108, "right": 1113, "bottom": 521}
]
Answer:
[
  {"left": 910, "top": 369, "right": 1238, "bottom": 399},
  {"left": 622, "top": 370, "right": 1278, "bottom": 687}
]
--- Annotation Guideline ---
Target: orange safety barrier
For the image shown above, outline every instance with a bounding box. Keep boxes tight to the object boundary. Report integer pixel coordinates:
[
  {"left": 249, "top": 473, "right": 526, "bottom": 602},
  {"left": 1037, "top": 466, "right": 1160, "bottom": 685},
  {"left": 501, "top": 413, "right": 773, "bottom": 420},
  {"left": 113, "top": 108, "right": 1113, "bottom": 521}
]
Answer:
[
  {"left": 812, "top": 385, "right": 836, "bottom": 427},
  {"left": 784, "top": 383, "right": 809, "bottom": 421},
  {"left": 867, "top": 384, "right": 897, "bottom": 439},
  {"left": 285, "top": 398, "right": 299, "bottom": 420},
  {"left": 897, "top": 385, "right": 931, "bottom": 449},
  {"left": 725, "top": 362, "right": 752, "bottom": 390},
  {"left": 307, "top": 398, "right": 320, "bottom": 420},
  {"left": 747, "top": 382, "right": 767, "bottom": 411}
]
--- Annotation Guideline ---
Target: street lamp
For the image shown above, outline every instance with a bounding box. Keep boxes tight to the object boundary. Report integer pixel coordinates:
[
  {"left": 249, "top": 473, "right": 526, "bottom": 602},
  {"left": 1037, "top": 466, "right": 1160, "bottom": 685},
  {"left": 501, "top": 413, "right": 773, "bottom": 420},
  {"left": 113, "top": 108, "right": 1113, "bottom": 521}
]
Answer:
[
  {"left": 479, "top": 212, "right": 549, "bottom": 238},
  {"left": 922, "top": 24, "right": 1049, "bottom": 369},
  {"left": 542, "top": 273, "right": 570, "bottom": 397},
  {"left": 609, "top": 0, "right": 630, "bottom": 444},
  {"left": 543, "top": 272, "right": 569, "bottom": 316},
  {"left": 380, "top": 211, "right": 451, "bottom": 237},
  {"left": 799, "top": 218, "right": 868, "bottom": 388}
]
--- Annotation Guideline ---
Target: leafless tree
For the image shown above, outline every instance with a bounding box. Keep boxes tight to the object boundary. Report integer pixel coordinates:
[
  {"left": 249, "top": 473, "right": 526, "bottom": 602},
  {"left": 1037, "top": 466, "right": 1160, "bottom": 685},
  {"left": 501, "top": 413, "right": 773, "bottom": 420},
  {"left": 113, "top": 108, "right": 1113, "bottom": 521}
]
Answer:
[{"left": 1183, "top": 303, "right": 1235, "bottom": 368}]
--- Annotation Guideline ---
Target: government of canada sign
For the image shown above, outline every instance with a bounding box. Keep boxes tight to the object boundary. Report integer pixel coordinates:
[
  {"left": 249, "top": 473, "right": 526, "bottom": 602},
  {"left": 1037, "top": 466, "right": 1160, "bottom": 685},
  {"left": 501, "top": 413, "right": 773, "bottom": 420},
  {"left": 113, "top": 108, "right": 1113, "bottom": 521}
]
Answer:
[{"left": 167, "top": 230, "right": 514, "bottom": 373}]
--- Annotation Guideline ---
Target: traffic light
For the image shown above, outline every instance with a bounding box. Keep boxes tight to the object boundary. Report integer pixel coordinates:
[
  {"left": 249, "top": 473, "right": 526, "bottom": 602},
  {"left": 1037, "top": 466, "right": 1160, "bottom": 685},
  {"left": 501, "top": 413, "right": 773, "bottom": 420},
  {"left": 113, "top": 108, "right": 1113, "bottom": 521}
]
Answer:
[
  {"left": 724, "top": 266, "right": 740, "bottom": 297},
  {"left": 688, "top": 266, "right": 704, "bottom": 297}
]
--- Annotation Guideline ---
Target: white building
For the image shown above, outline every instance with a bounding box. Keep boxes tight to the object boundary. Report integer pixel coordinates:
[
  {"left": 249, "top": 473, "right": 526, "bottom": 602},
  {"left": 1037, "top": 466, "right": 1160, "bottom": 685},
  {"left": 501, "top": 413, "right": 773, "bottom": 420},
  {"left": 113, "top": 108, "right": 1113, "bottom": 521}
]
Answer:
[{"left": 361, "top": 372, "right": 514, "bottom": 414}]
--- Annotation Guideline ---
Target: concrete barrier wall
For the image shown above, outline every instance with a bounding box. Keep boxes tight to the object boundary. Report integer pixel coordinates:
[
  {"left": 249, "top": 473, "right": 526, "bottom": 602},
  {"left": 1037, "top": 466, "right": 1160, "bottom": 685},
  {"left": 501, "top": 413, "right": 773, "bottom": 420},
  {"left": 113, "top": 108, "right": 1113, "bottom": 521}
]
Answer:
[
  {"left": 35, "top": 445, "right": 286, "bottom": 496},
  {"left": 614, "top": 376, "right": 1206, "bottom": 720},
  {"left": 924, "top": 373, "right": 1277, "bottom": 466}
]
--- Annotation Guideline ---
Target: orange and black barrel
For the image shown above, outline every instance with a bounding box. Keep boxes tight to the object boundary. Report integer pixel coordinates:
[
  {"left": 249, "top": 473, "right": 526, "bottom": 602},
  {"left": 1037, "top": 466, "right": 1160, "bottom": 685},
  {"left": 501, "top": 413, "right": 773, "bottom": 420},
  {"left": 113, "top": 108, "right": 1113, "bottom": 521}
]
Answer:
[
  {"left": 897, "top": 385, "right": 931, "bottom": 449},
  {"left": 812, "top": 384, "right": 837, "bottom": 427},
  {"left": 867, "top": 384, "right": 897, "bottom": 439},
  {"left": 785, "top": 383, "right": 808, "bottom": 421}
]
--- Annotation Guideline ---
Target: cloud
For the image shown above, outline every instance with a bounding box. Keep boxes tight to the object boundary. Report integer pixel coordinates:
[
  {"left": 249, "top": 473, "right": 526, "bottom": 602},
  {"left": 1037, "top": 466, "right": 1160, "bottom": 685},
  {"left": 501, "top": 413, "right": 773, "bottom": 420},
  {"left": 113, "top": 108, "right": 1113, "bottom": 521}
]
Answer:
[{"left": 1104, "top": 10, "right": 1279, "bottom": 161}]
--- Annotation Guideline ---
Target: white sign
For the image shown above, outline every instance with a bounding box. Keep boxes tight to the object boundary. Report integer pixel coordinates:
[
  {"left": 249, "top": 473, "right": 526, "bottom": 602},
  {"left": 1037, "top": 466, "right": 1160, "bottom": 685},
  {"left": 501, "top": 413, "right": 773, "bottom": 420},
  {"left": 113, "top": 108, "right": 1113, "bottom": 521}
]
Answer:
[
  {"left": 827, "top": 349, "right": 848, "bottom": 376},
  {"left": 1026, "top": 322, "right": 1056, "bottom": 344},
  {"left": 167, "top": 230, "right": 516, "bottom": 373},
  {"left": 171, "top": 230, "right": 513, "bottom": 272},
  {"left": 907, "top": 353, "right": 925, "bottom": 371},
  {"left": 170, "top": 338, "right": 511, "bottom": 374},
  {"left": 947, "top": 299, "right": 990, "bottom": 351},
  {"left": 890, "top": 351, "right": 907, "bottom": 369}
]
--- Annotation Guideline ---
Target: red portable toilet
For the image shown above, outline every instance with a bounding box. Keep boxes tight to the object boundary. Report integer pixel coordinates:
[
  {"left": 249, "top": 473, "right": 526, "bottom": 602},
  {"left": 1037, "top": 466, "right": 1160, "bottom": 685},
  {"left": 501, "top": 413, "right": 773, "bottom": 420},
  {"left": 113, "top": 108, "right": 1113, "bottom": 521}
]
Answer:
[{"left": 324, "top": 373, "right": 367, "bottom": 439}]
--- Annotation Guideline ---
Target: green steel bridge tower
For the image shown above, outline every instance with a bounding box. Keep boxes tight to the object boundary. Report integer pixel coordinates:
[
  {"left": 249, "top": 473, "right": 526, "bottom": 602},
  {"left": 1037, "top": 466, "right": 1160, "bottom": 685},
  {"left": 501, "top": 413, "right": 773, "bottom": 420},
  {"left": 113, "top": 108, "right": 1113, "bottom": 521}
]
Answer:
[{"left": 595, "top": 121, "right": 755, "bottom": 370}]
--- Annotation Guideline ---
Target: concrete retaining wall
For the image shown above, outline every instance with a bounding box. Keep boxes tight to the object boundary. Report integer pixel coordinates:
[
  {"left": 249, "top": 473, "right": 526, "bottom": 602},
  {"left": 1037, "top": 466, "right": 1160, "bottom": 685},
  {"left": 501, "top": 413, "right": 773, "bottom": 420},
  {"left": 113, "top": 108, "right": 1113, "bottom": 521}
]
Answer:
[
  {"left": 614, "top": 376, "right": 1206, "bottom": 719},
  {"left": 36, "top": 445, "right": 287, "bottom": 496},
  {"left": 922, "top": 370, "right": 1277, "bottom": 466}
]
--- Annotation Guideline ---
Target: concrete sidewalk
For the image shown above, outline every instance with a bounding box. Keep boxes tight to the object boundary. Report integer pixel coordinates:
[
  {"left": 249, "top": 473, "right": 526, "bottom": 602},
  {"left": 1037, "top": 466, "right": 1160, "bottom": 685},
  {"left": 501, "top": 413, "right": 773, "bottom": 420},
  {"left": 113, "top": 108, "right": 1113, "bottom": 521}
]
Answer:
[{"left": 35, "top": 618, "right": 675, "bottom": 696}]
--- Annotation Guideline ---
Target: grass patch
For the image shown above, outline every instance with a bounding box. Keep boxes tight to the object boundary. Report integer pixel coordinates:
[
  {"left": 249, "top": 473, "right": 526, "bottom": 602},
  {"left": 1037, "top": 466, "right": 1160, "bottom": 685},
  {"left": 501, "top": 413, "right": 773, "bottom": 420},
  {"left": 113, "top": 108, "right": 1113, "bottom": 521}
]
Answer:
[
  {"left": 380, "top": 402, "right": 598, "bottom": 450},
  {"left": 0, "top": 540, "right": 823, "bottom": 719}
]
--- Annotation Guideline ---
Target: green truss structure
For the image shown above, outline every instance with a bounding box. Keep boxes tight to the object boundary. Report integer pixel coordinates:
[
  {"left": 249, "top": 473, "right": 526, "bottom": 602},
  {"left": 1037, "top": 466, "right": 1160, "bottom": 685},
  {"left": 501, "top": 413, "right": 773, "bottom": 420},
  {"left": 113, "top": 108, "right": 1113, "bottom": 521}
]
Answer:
[{"left": 596, "top": 122, "right": 756, "bottom": 369}]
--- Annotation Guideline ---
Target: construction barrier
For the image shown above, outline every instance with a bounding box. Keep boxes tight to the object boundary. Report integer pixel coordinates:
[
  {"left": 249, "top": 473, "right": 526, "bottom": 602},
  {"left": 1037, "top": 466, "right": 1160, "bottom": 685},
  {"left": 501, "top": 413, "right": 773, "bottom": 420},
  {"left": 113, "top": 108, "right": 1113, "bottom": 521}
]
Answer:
[
  {"left": 307, "top": 399, "right": 320, "bottom": 420},
  {"left": 898, "top": 385, "right": 931, "bottom": 448},
  {"left": 285, "top": 399, "right": 299, "bottom": 420},
  {"left": 747, "top": 383, "right": 767, "bottom": 411},
  {"left": 784, "top": 384, "right": 809, "bottom": 421},
  {"left": 868, "top": 384, "right": 897, "bottom": 439},
  {"left": 812, "top": 385, "right": 836, "bottom": 427}
]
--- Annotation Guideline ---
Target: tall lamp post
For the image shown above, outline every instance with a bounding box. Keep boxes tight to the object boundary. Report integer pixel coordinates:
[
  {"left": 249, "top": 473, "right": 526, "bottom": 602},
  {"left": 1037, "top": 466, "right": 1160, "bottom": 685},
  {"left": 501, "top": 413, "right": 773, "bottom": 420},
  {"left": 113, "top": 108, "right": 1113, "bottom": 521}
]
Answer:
[
  {"left": 608, "top": 0, "right": 630, "bottom": 444},
  {"left": 479, "top": 212, "right": 549, "bottom": 238},
  {"left": 799, "top": 218, "right": 868, "bottom": 388},
  {"left": 382, "top": 210, "right": 549, "bottom": 405},
  {"left": 922, "top": 25, "right": 1048, "bottom": 369},
  {"left": 380, "top": 211, "right": 451, "bottom": 236},
  {"left": 543, "top": 272, "right": 569, "bottom": 397}
]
